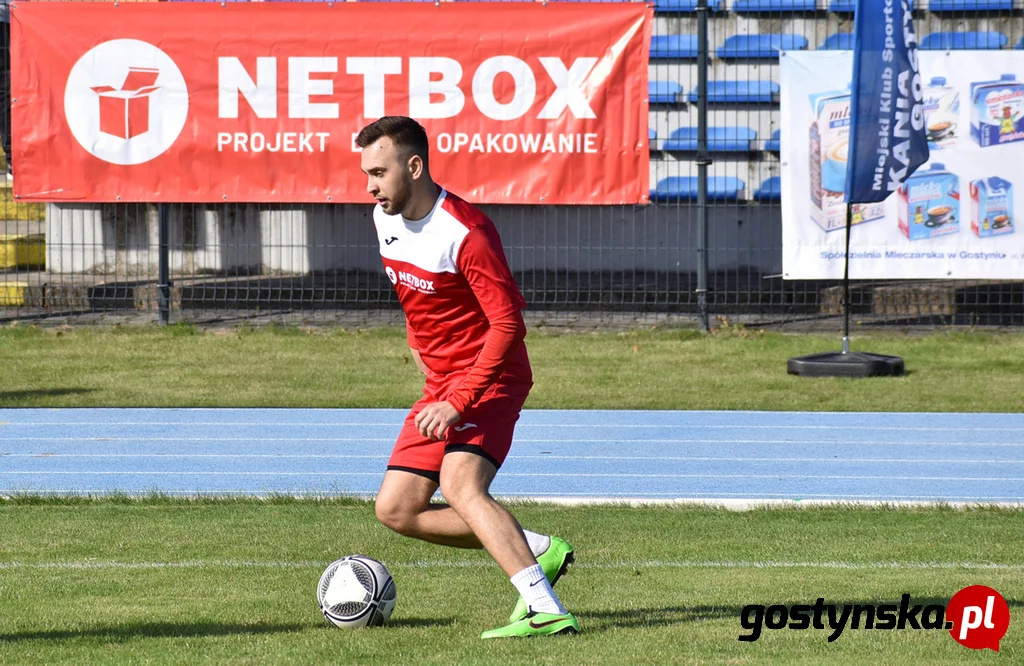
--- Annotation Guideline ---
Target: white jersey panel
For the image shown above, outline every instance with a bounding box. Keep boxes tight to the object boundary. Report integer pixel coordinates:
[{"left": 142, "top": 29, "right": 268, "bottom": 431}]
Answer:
[{"left": 373, "top": 191, "right": 470, "bottom": 275}]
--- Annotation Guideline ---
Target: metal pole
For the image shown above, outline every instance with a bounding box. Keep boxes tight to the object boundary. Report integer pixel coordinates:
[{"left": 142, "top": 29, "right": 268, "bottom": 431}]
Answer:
[
  {"left": 158, "top": 203, "right": 170, "bottom": 325},
  {"left": 842, "top": 201, "right": 852, "bottom": 354},
  {"left": 696, "top": 0, "right": 710, "bottom": 332}
]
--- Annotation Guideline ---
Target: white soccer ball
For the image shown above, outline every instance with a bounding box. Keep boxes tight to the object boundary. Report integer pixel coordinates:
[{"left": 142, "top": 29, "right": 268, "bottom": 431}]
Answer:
[{"left": 317, "top": 555, "right": 397, "bottom": 629}]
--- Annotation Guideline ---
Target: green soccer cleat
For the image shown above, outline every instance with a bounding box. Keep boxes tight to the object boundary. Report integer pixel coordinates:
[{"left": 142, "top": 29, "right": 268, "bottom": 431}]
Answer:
[
  {"left": 481, "top": 611, "right": 580, "bottom": 639},
  {"left": 508, "top": 536, "right": 575, "bottom": 623}
]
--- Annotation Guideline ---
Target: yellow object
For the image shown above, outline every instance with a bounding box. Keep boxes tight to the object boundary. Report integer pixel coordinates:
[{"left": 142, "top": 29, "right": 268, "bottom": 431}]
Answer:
[
  {"left": 0, "top": 233, "right": 45, "bottom": 269},
  {"left": 0, "top": 281, "right": 28, "bottom": 307}
]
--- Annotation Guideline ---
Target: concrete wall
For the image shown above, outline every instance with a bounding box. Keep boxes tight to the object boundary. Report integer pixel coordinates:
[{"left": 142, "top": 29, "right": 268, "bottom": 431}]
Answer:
[{"left": 43, "top": 202, "right": 782, "bottom": 277}]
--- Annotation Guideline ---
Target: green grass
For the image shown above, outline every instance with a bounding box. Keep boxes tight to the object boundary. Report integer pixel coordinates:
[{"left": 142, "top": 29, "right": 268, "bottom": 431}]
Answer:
[
  {"left": 0, "top": 498, "right": 1021, "bottom": 665},
  {"left": 1, "top": 325, "right": 1024, "bottom": 411}
]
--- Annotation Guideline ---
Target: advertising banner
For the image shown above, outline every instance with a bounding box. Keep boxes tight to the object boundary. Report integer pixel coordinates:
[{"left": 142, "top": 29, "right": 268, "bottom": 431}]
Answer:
[
  {"left": 11, "top": 3, "right": 651, "bottom": 204},
  {"left": 782, "top": 51, "right": 1024, "bottom": 280},
  {"left": 845, "top": 0, "right": 929, "bottom": 203}
]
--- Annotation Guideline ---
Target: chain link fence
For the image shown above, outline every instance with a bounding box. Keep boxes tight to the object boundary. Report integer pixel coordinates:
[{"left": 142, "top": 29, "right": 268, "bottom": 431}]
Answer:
[{"left": 1, "top": 0, "right": 1021, "bottom": 327}]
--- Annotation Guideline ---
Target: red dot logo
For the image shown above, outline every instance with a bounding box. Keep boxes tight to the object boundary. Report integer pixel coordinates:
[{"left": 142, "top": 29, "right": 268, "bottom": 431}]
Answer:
[{"left": 946, "top": 585, "right": 1010, "bottom": 651}]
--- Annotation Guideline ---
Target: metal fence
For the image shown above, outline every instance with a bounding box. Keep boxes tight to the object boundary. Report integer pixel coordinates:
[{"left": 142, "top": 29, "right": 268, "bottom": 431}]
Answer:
[{"left": 1, "top": 0, "right": 1022, "bottom": 327}]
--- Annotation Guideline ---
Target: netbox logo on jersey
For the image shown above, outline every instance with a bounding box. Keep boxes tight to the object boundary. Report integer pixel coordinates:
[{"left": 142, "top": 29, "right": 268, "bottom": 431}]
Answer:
[{"left": 64, "top": 39, "right": 189, "bottom": 166}]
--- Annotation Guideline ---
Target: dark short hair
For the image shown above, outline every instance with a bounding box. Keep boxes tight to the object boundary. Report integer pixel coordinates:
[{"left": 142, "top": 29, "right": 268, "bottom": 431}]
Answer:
[{"left": 356, "top": 116, "right": 430, "bottom": 171}]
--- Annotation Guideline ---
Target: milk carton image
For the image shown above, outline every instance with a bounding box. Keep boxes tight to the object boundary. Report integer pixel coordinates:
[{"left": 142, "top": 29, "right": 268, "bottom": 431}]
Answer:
[
  {"left": 971, "top": 74, "right": 1024, "bottom": 148},
  {"left": 808, "top": 88, "right": 886, "bottom": 232},
  {"left": 923, "top": 77, "right": 959, "bottom": 150},
  {"left": 970, "top": 177, "right": 1014, "bottom": 238},
  {"left": 898, "top": 163, "right": 960, "bottom": 240}
]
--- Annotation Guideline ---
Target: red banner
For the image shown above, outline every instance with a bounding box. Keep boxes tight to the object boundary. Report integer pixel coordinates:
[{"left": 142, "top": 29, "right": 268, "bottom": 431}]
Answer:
[{"left": 11, "top": 3, "right": 651, "bottom": 204}]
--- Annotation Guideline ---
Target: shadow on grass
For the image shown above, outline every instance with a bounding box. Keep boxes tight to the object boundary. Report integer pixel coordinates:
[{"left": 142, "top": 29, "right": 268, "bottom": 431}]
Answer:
[
  {"left": 581, "top": 597, "right": 1024, "bottom": 633},
  {"left": 580, "top": 605, "right": 743, "bottom": 632},
  {"left": 0, "top": 621, "right": 306, "bottom": 643},
  {"left": 0, "top": 388, "right": 94, "bottom": 402},
  {"left": 387, "top": 616, "right": 457, "bottom": 629},
  {"left": 0, "top": 617, "right": 458, "bottom": 643}
]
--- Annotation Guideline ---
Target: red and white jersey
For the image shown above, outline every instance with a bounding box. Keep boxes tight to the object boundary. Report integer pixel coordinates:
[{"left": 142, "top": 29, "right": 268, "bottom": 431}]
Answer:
[{"left": 374, "top": 188, "right": 531, "bottom": 382}]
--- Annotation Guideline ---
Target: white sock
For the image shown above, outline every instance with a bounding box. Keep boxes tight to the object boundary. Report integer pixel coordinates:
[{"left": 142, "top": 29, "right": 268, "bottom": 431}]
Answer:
[
  {"left": 522, "top": 530, "right": 551, "bottom": 558},
  {"left": 510, "top": 564, "right": 566, "bottom": 616}
]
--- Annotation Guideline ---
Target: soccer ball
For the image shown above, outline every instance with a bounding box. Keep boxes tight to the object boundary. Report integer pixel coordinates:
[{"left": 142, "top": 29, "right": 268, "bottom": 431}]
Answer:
[{"left": 316, "top": 555, "right": 397, "bottom": 629}]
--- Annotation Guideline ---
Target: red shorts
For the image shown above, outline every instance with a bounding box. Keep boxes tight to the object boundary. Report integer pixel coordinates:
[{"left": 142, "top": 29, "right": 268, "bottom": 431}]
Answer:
[{"left": 387, "top": 377, "right": 531, "bottom": 484}]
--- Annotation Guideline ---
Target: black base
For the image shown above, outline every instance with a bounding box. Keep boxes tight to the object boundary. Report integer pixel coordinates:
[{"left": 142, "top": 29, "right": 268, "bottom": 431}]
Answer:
[{"left": 787, "top": 351, "right": 905, "bottom": 378}]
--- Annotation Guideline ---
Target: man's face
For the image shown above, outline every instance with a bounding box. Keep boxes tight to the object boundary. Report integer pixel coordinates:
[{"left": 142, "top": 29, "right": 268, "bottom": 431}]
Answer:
[{"left": 360, "top": 136, "right": 413, "bottom": 216}]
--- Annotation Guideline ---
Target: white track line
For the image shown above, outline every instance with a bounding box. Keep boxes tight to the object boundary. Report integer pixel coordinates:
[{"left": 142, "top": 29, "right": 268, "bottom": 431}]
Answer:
[
  {"left": 4, "top": 422, "right": 1024, "bottom": 432},
  {"left": 3, "top": 454, "right": 1021, "bottom": 464},
  {"left": 0, "top": 559, "right": 1021, "bottom": 571},
  {"left": 4, "top": 491, "right": 1021, "bottom": 502},
  {"left": 4, "top": 471, "right": 1022, "bottom": 481},
  {"left": 3, "top": 437, "right": 1024, "bottom": 447}
]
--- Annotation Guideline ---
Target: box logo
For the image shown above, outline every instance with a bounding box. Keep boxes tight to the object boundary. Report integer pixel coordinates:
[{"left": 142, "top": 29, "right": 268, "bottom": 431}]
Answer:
[{"left": 64, "top": 39, "right": 188, "bottom": 165}]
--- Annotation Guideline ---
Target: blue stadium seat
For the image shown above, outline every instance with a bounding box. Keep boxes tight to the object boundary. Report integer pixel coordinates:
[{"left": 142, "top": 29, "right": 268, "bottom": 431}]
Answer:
[
  {"left": 927, "top": 0, "right": 1011, "bottom": 10},
  {"left": 655, "top": 0, "right": 723, "bottom": 11},
  {"left": 687, "top": 81, "right": 779, "bottom": 104},
  {"left": 754, "top": 177, "right": 781, "bottom": 202},
  {"left": 765, "top": 129, "right": 780, "bottom": 152},
  {"left": 920, "top": 32, "right": 1007, "bottom": 50},
  {"left": 650, "top": 176, "right": 745, "bottom": 202},
  {"left": 649, "top": 81, "right": 684, "bottom": 104},
  {"left": 651, "top": 35, "right": 699, "bottom": 59},
  {"left": 649, "top": 128, "right": 657, "bottom": 140},
  {"left": 717, "top": 34, "right": 808, "bottom": 58},
  {"left": 663, "top": 127, "right": 757, "bottom": 152},
  {"left": 1018, "top": 36, "right": 1024, "bottom": 49},
  {"left": 820, "top": 33, "right": 853, "bottom": 50},
  {"left": 731, "top": 0, "right": 816, "bottom": 12},
  {"left": 829, "top": 0, "right": 911, "bottom": 11}
]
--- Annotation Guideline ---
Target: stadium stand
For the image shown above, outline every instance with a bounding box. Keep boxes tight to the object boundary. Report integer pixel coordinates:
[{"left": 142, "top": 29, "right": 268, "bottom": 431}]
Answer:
[
  {"left": 686, "top": 81, "right": 779, "bottom": 104},
  {"left": 650, "top": 176, "right": 746, "bottom": 202},
  {"left": 663, "top": 126, "right": 758, "bottom": 152},
  {"left": 919, "top": 31, "right": 1008, "bottom": 49},
  {"left": 654, "top": 0, "right": 723, "bottom": 11},
  {"left": 753, "top": 176, "right": 782, "bottom": 202},
  {"left": 716, "top": 34, "right": 808, "bottom": 58},
  {"left": 651, "top": 35, "right": 699, "bottom": 59},
  {"left": 927, "top": 0, "right": 1012, "bottom": 10},
  {"left": 820, "top": 32, "right": 853, "bottom": 49},
  {"left": 829, "top": 0, "right": 912, "bottom": 10},
  {"left": 731, "top": 0, "right": 817, "bottom": 12},
  {"left": 649, "top": 80, "right": 684, "bottom": 104}
]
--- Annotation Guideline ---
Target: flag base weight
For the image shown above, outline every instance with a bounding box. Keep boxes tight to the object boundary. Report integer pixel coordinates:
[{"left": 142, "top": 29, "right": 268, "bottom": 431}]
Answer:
[{"left": 787, "top": 351, "right": 904, "bottom": 378}]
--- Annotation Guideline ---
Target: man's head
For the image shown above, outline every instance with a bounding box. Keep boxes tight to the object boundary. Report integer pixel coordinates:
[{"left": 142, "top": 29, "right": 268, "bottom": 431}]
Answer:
[{"left": 357, "top": 116, "right": 432, "bottom": 217}]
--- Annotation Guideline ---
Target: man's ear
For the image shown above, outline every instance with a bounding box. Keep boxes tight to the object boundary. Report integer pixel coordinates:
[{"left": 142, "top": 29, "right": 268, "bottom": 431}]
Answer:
[{"left": 407, "top": 154, "right": 425, "bottom": 181}]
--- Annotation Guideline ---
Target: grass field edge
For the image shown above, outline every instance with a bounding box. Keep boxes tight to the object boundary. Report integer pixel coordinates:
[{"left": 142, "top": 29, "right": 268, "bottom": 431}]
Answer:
[{"left": 2, "top": 491, "right": 1023, "bottom": 512}]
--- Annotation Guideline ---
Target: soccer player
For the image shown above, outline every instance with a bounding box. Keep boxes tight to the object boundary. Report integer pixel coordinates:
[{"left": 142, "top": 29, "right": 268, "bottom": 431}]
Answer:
[{"left": 357, "top": 116, "right": 579, "bottom": 639}]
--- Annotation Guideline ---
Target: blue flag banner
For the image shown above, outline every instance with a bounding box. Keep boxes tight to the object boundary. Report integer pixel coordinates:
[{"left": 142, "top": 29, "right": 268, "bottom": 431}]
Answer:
[{"left": 846, "top": 0, "right": 930, "bottom": 204}]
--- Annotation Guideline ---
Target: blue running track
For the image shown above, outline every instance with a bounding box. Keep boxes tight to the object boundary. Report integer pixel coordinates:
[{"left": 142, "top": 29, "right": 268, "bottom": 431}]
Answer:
[{"left": 1, "top": 409, "right": 1022, "bottom": 504}]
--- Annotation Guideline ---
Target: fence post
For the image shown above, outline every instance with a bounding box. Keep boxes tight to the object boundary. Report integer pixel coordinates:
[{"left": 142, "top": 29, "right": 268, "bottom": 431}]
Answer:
[
  {"left": 158, "top": 203, "right": 170, "bottom": 325},
  {"left": 696, "top": 0, "right": 710, "bottom": 332}
]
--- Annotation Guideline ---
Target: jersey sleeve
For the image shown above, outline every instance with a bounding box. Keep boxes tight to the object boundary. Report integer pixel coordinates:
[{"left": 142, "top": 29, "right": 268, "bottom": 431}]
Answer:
[
  {"left": 455, "top": 223, "right": 526, "bottom": 321},
  {"left": 444, "top": 310, "right": 526, "bottom": 414}
]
